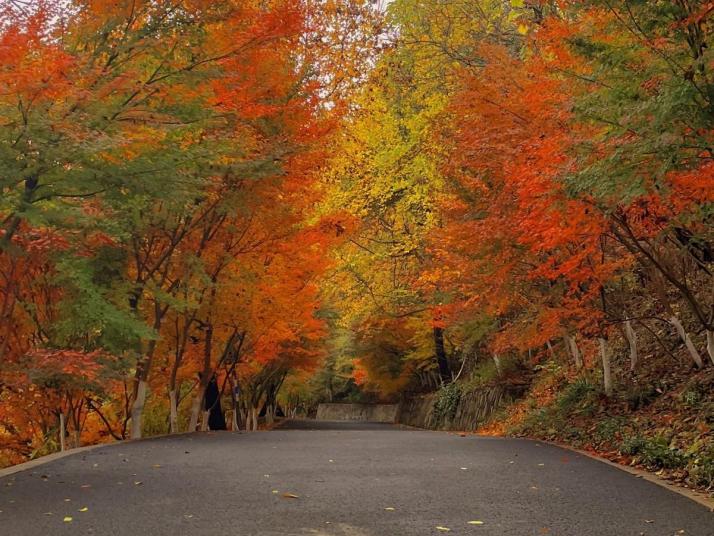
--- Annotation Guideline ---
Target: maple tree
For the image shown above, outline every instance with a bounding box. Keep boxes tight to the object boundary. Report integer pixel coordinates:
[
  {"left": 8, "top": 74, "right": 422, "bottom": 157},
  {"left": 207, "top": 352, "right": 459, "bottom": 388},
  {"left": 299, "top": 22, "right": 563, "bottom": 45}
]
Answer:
[{"left": 1, "top": 0, "right": 713, "bottom": 470}]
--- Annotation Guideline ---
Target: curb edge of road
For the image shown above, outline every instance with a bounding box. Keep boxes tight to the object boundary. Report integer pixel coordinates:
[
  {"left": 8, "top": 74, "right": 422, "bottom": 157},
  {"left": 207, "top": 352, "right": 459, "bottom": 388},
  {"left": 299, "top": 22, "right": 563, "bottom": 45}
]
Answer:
[
  {"left": 0, "top": 443, "right": 110, "bottom": 478},
  {"left": 0, "top": 430, "right": 213, "bottom": 479},
  {"left": 528, "top": 437, "right": 714, "bottom": 512}
]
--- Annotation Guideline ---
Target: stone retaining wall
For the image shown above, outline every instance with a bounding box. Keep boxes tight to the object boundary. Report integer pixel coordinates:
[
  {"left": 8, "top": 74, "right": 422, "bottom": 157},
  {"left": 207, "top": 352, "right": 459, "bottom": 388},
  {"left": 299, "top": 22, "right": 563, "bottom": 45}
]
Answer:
[
  {"left": 398, "top": 385, "right": 522, "bottom": 431},
  {"left": 316, "top": 403, "right": 400, "bottom": 423}
]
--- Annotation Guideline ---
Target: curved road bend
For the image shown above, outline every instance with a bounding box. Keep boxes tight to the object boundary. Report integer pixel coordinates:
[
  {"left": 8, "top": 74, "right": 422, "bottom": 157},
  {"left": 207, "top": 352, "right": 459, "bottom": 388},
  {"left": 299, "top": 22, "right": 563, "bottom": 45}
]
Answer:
[{"left": 1, "top": 420, "right": 712, "bottom": 535}]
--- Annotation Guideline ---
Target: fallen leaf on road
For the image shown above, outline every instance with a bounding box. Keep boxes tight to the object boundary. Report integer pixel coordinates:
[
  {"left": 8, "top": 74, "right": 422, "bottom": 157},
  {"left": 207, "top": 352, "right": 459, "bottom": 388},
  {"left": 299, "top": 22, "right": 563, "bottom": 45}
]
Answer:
[
  {"left": 63, "top": 516, "right": 73, "bottom": 523},
  {"left": 79, "top": 507, "right": 88, "bottom": 512},
  {"left": 272, "top": 490, "right": 279, "bottom": 494},
  {"left": 283, "top": 493, "right": 299, "bottom": 499},
  {"left": 468, "top": 521, "right": 484, "bottom": 525},
  {"left": 80, "top": 484, "right": 91, "bottom": 488},
  {"left": 134, "top": 481, "right": 143, "bottom": 486},
  {"left": 152, "top": 464, "right": 161, "bottom": 468},
  {"left": 436, "top": 526, "right": 451, "bottom": 532},
  {"left": 384, "top": 507, "right": 395, "bottom": 511},
  {"left": 460, "top": 467, "right": 468, "bottom": 470}
]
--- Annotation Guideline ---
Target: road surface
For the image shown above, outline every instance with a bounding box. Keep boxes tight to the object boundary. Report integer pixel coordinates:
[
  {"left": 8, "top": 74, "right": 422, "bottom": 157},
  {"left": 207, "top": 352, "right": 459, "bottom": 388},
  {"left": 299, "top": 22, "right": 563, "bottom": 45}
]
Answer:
[{"left": 1, "top": 421, "right": 712, "bottom": 535}]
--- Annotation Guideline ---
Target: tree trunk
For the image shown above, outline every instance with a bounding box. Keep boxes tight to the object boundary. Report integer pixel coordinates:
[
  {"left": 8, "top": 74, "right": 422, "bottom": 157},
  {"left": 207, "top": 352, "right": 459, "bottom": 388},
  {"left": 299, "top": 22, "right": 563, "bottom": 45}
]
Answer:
[
  {"left": 706, "top": 330, "right": 714, "bottom": 366},
  {"left": 130, "top": 380, "right": 148, "bottom": 439},
  {"left": 59, "top": 414, "right": 66, "bottom": 452},
  {"left": 624, "top": 320, "right": 638, "bottom": 372},
  {"left": 188, "top": 383, "right": 207, "bottom": 432},
  {"left": 492, "top": 354, "right": 503, "bottom": 376},
  {"left": 200, "top": 410, "right": 210, "bottom": 431},
  {"left": 670, "top": 315, "right": 704, "bottom": 369},
  {"left": 598, "top": 338, "right": 613, "bottom": 397},
  {"left": 566, "top": 335, "right": 583, "bottom": 369},
  {"left": 169, "top": 390, "right": 179, "bottom": 434},
  {"left": 546, "top": 340, "right": 554, "bottom": 357},
  {"left": 433, "top": 326, "right": 451, "bottom": 384},
  {"left": 252, "top": 407, "right": 259, "bottom": 431}
]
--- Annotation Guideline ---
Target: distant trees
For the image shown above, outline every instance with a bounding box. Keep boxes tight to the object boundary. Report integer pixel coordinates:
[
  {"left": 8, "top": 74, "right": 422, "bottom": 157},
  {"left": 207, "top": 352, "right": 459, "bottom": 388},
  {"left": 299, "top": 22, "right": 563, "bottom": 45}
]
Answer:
[{"left": 322, "top": 0, "right": 713, "bottom": 397}]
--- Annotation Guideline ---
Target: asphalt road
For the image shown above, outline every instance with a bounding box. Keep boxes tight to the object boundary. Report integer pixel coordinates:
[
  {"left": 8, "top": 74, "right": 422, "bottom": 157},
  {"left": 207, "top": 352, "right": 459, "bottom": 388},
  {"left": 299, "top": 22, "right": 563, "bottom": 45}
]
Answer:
[{"left": 1, "top": 421, "right": 712, "bottom": 535}]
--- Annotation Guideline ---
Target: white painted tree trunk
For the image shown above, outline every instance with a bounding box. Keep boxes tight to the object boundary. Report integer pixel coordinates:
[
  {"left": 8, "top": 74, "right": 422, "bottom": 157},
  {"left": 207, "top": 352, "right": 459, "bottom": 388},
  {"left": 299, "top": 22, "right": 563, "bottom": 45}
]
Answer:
[
  {"left": 169, "top": 390, "right": 179, "bottom": 434},
  {"left": 706, "top": 330, "right": 714, "bottom": 366},
  {"left": 188, "top": 385, "right": 206, "bottom": 433},
  {"left": 492, "top": 354, "right": 502, "bottom": 376},
  {"left": 251, "top": 407, "right": 259, "bottom": 431},
  {"left": 566, "top": 335, "right": 583, "bottom": 369},
  {"left": 200, "top": 410, "right": 210, "bottom": 431},
  {"left": 670, "top": 315, "right": 704, "bottom": 369},
  {"left": 598, "top": 338, "right": 613, "bottom": 397},
  {"left": 624, "top": 320, "right": 638, "bottom": 372},
  {"left": 130, "top": 380, "right": 148, "bottom": 440},
  {"left": 59, "top": 414, "right": 66, "bottom": 452}
]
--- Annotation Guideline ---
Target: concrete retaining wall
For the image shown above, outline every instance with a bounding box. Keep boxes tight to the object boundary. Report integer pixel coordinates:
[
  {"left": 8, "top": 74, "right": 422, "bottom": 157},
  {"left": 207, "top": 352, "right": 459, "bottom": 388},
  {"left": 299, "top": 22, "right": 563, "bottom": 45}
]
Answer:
[
  {"left": 316, "top": 403, "right": 400, "bottom": 423},
  {"left": 398, "top": 386, "right": 507, "bottom": 431},
  {"left": 399, "top": 383, "right": 529, "bottom": 431}
]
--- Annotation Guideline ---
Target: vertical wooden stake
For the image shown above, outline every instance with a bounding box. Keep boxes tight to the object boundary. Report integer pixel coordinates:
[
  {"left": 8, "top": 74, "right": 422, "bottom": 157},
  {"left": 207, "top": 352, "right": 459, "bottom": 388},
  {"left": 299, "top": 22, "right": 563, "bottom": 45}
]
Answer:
[{"left": 59, "top": 414, "right": 66, "bottom": 452}]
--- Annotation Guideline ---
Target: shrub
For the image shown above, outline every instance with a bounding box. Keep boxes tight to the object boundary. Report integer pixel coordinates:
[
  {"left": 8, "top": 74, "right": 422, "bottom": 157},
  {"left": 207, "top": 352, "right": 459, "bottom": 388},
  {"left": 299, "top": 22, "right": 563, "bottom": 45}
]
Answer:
[
  {"left": 620, "top": 436, "right": 688, "bottom": 470},
  {"left": 433, "top": 383, "right": 462, "bottom": 425}
]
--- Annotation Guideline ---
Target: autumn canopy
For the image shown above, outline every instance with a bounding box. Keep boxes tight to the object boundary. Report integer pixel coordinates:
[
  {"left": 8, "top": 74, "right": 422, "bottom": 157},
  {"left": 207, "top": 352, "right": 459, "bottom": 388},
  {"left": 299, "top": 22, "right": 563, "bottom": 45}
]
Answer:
[{"left": 1, "top": 0, "right": 713, "bottom": 472}]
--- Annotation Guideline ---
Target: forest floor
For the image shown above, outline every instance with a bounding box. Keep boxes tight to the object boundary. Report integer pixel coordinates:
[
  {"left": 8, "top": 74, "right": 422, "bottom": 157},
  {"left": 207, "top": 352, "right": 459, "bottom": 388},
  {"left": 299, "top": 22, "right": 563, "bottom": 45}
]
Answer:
[{"left": 480, "top": 355, "right": 714, "bottom": 498}]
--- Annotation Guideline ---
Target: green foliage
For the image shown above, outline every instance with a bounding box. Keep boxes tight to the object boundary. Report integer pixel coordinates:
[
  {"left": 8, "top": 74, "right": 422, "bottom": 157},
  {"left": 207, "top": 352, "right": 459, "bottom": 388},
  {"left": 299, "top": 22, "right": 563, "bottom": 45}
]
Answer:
[
  {"left": 619, "top": 436, "right": 688, "bottom": 470},
  {"left": 433, "top": 382, "right": 462, "bottom": 423},
  {"left": 556, "top": 378, "right": 598, "bottom": 417}
]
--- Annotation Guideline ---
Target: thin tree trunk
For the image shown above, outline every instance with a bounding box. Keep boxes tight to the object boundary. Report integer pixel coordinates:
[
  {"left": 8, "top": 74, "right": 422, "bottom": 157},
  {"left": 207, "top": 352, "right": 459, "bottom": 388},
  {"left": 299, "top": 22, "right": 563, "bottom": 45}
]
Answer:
[
  {"left": 200, "top": 410, "right": 210, "bottom": 431},
  {"left": 169, "top": 390, "right": 179, "bottom": 434},
  {"left": 492, "top": 354, "right": 503, "bottom": 376},
  {"left": 598, "top": 338, "right": 613, "bottom": 397},
  {"left": 231, "top": 410, "right": 238, "bottom": 431},
  {"left": 130, "top": 380, "right": 148, "bottom": 439},
  {"left": 624, "top": 320, "right": 638, "bottom": 372},
  {"left": 670, "top": 315, "right": 704, "bottom": 369},
  {"left": 566, "top": 335, "right": 583, "bottom": 369},
  {"left": 188, "top": 384, "right": 207, "bottom": 432},
  {"left": 546, "top": 340, "right": 554, "bottom": 357},
  {"left": 433, "top": 326, "right": 451, "bottom": 384},
  {"left": 706, "top": 330, "right": 714, "bottom": 366},
  {"left": 59, "top": 414, "right": 66, "bottom": 452}
]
